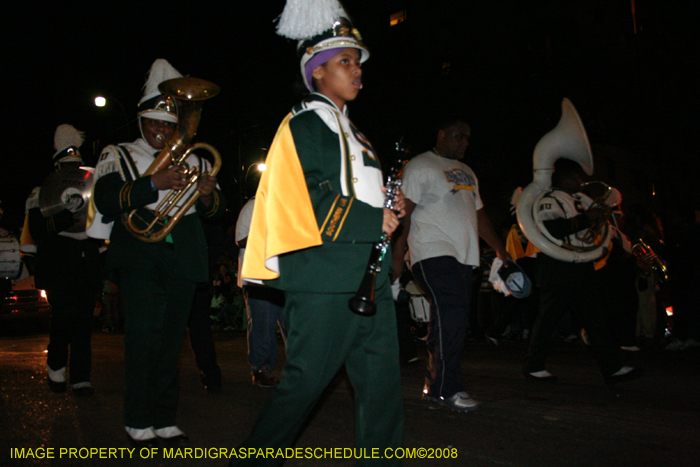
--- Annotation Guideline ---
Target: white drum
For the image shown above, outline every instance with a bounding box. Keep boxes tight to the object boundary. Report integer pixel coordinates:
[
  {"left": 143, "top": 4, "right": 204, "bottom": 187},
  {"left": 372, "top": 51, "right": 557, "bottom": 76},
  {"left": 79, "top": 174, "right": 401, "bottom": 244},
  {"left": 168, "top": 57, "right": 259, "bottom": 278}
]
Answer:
[{"left": 0, "top": 237, "right": 21, "bottom": 279}]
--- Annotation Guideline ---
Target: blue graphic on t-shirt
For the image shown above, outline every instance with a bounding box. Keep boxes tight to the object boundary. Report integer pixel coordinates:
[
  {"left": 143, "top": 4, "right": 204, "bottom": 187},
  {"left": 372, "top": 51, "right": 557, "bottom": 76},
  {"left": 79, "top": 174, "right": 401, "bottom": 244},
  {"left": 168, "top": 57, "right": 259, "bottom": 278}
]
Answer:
[{"left": 444, "top": 169, "right": 476, "bottom": 195}]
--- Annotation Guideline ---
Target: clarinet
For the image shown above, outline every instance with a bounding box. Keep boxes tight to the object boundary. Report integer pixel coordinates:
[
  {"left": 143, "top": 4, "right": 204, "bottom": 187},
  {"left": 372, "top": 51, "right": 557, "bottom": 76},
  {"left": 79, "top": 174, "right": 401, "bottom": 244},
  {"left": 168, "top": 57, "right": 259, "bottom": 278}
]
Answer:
[{"left": 349, "top": 143, "right": 407, "bottom": 316}]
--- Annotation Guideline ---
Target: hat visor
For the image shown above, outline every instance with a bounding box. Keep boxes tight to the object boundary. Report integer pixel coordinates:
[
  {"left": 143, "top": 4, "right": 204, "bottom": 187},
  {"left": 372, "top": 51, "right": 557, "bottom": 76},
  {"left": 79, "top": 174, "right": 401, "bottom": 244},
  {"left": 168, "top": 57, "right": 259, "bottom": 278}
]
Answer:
[
  {"left": 54, "top": 155, "right": 83, "bottom": 167},
  {"left": 300, "top": 37, "right": 369, "bottom": 91},
  {"left": 139, "top": 110, "right": 178, "bottom": 123}
]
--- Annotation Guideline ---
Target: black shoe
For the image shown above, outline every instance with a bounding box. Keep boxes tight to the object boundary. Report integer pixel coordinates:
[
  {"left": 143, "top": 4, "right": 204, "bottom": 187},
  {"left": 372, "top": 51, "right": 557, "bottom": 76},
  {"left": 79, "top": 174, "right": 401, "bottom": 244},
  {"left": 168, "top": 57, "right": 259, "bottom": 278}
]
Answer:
[
  {"left": 252, "top": 370, "right": 279, "bottom": 388},
  {"left": 200, "top": 369, "right": 222, "bottom": 394},
  {"left": 72, "top": 386, "right": 95, "bottom": 397},
  {"left": 126, "top": 434, "right": 158, "bottom": 449},
  {"left": 158, "top": 434, "right": 190, "bottom": 448},
  {"left": 604, "top": 367, "right": 642, "bottom": 386},
  {"left": 523, "top": 371, "right": 558, "bottom": 382},
  {"left": 48, "top": 378, "right": 67, "bottom": 393}
]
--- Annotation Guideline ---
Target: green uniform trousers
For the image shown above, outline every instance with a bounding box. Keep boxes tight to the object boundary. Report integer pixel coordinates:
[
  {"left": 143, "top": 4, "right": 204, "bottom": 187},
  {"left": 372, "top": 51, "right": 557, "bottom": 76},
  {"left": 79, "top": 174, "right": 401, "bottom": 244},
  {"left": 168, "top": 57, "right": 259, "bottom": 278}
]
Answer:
[
  {"left": 118, "top": 248, "right": 195, "bottom": 429},
  {"left": 232, "top": 280, "right": 404, "bottom": 466}
]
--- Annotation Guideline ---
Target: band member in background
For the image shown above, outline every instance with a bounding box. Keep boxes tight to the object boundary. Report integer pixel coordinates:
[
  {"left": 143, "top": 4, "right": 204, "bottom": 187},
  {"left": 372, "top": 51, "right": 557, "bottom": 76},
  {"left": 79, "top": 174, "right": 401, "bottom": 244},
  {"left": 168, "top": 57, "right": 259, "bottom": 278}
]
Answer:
[
  {"left": 27, "top": 124, "right": 102, "bottom": 396},
  {"left": 0, "top": 199, "right": 11, "bottom": 296},
  {"left": 187, "top": 217, "right": 225, "bottom": 394},
  {"left": 231, "top": 2, "right": 405, "bottom": 463},
  {"left": 90, "top": 59, "right": 226, "bottom": 447},
  {"left": 0, "top": 199, "right": 10, "bottom": 238},
  {"left": 236, "top": 196, "right": 286, "bottom": 388},
  {"left": 593, "top": 190, "right": 641, "bottom": 351},
  {"left": 523, "top": 158, "right": 639, "bottom": 384}
]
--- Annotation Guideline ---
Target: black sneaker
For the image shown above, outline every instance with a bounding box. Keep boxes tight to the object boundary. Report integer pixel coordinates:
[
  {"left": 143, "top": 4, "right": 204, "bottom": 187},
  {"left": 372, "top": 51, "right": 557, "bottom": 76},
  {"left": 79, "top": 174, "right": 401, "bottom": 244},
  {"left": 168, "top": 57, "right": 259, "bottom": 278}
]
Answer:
[
  {"left": 252, "top": 370, "right": 279, "bottom": 388},
  {"left": 424, "top": 391, "right": 479, "bottom": 413}
]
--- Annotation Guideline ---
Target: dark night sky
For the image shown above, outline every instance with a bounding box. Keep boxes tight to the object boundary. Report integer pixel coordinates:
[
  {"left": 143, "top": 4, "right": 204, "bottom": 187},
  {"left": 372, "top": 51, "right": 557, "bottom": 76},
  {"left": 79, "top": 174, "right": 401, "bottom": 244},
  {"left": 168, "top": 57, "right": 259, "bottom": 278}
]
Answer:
[{"left": 3, "top": 0, "right": 699, "bottom": 232}]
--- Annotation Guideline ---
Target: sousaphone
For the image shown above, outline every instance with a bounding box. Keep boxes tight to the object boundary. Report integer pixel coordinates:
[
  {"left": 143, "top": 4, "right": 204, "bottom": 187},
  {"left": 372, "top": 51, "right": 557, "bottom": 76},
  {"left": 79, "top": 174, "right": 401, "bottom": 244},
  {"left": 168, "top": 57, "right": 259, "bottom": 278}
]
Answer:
[{"left": 515, "top": 98, "right": 612, "bottom": 262}]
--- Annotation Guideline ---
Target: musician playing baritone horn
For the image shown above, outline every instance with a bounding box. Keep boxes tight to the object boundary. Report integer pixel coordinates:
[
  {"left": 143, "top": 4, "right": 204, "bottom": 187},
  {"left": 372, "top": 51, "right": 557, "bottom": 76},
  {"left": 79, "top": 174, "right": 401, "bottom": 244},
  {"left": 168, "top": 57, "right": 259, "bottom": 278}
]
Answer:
[
  {"left": 27, "top": 124, "right": 102, "bottom": 396},
  {"left": 231, "top": 2, "right": 405, "bottom": 464},
  {"left": 89, "top": 59, "right": 226, "bottom": 447}
]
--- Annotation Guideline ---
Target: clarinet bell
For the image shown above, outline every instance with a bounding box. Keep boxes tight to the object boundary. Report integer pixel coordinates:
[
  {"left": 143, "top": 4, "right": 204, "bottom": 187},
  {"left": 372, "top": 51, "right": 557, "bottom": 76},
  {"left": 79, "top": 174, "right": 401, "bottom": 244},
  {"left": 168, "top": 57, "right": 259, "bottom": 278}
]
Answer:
[{"left": 348, "top": 295, "right": 377, "bottom": 316}]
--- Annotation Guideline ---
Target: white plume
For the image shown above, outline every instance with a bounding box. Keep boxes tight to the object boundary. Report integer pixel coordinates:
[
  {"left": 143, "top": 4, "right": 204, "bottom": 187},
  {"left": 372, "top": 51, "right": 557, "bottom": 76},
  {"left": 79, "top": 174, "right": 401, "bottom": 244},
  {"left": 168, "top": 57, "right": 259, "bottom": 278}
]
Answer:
[
  {"left": 142, "top": 59, "right": 183, "bottom": 98},
  {"left": 54, "top": 124, "right": 85, "bottom": 151},
  {"left": 276, "top": 0, "right": 347, "bottom": 40}
]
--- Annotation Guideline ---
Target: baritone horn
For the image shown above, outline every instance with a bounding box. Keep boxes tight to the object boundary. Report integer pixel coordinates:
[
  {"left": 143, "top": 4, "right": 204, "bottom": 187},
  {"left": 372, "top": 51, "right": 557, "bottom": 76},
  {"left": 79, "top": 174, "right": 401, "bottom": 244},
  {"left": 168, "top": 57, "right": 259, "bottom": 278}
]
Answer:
[
  {"left": 516, "top": 98, "right": 612, "bottom": 262},
  {"left": 123, "top": 77, "right": 222, "bottom": 243},
  {"left": 632, "top": 239, "right": 668, "bottom": 283}
]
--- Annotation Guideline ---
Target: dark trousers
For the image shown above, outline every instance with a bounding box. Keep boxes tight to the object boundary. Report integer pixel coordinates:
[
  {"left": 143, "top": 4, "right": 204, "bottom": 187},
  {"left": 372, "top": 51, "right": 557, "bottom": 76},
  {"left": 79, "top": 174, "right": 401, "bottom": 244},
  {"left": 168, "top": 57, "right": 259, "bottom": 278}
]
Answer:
[
  {"left": 395, "top": 298, "right": 418, "bottom": 363},
  {"left": 188, "top": 283, "right": 221, "bottom": 388},
  {"left": 119, "top": 257, "right": 195, "bottom": 430},
  {"left": 412, "top": 256, "right": 473, "bottom": 399},
  {"left": 46, "top": 291, "right": 95, "bottom": 384},
  {"left": 597, "top": 244, "right": 639, "bottom": 347},
  {"left": 524, "top": 255, "right": 623, "bottom": 378},
  {"left": 231, "top": 280, "right": 404, "bottom": 466},
  {"left": 244, "top": 285, "right": 285, "bottom": 373}
]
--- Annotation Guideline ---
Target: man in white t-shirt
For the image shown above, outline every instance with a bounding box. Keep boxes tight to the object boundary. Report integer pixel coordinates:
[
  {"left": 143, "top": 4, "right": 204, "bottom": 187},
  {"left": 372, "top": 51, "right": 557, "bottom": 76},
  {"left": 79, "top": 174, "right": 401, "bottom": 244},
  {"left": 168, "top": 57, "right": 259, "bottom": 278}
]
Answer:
[{"left": 397, "top": 118, "right": 509, "bottom": 413}]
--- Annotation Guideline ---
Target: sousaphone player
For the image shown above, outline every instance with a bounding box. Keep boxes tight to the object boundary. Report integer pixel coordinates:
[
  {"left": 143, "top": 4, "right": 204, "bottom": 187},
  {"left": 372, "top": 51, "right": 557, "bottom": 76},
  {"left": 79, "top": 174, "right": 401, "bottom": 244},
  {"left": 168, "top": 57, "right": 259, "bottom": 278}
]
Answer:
[{"left": 516, "top": 99, "right": 640, "bottom": 385}]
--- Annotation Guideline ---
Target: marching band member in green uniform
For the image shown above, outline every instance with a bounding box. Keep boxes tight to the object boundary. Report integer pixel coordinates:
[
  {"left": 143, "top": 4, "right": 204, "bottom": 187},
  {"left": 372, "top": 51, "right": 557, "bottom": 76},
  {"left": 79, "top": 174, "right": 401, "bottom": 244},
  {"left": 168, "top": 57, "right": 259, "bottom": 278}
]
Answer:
[
  {"left": 232, "top": 2, "right": 405, "bottom": 465},
  {"left": 89, "top": 59, "right": 226, "bottom": 446}
]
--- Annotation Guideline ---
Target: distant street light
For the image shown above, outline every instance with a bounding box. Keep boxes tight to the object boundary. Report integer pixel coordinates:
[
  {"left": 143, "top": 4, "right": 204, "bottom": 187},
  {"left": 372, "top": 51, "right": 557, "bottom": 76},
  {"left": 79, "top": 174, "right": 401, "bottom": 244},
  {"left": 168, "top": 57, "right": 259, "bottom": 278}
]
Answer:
[
  {"left": 245, "top": 161, "right": 266, "bottom": 183},
  {"left": 242, "top": 160, "right": 267, "bottom": 204},
  {"left": 94, "top": 95, "right": 127, "bottom": 117},
  {"left": 94, "top": 95, "right": 130, "bottom": 141}
]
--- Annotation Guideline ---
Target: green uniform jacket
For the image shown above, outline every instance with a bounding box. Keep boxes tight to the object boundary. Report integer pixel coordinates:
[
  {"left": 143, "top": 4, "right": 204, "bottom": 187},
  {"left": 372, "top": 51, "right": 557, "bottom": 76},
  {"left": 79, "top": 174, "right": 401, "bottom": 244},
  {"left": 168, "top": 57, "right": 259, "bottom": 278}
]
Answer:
[
  {"left": 94, "top": 160, "right": 226, "bottom": 283},
  {"left": 261, "top": 94, "right": 388, "bottom": 294}
]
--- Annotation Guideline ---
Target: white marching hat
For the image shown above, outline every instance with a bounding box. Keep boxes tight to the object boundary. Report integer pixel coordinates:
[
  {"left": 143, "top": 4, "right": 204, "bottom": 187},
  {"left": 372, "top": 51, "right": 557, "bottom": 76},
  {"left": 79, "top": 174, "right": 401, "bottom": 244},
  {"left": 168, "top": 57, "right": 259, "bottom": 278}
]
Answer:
[
  {"left": 276, "top": 0, "right": 369, "bottom": 92},
  {"left": 52, "top": 124, "right": 84, "bottom": 167},
  {"left": 137, "top": 59, "right": 182, "bottom": 123}
]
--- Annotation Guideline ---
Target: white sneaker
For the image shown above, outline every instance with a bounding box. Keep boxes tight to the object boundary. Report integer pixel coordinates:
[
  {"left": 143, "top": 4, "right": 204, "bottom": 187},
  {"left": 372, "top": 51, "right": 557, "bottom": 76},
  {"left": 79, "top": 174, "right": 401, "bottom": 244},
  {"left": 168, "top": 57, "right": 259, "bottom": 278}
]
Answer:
[
  {"left": 427, "top": 391, "right": 479, "bottom": 413},
  {"left": 611, "top": 366, "right": 635, "bottom": 377}
]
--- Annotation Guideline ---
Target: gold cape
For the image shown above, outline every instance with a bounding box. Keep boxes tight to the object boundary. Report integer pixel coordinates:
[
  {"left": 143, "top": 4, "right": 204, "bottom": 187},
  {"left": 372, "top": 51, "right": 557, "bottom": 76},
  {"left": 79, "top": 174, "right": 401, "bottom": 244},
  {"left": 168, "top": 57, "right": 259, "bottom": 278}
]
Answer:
[{"left": 241, "top": 114, "right": 323, "bottom": 280}]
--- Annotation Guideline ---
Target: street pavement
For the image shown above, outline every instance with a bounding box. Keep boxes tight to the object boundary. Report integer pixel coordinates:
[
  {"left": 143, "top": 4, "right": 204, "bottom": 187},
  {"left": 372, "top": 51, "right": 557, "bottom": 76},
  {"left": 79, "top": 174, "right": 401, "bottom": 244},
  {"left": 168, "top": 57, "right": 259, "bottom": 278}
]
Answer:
[{"left": 1, "top": 322, "right": 698, "bottom": 467}]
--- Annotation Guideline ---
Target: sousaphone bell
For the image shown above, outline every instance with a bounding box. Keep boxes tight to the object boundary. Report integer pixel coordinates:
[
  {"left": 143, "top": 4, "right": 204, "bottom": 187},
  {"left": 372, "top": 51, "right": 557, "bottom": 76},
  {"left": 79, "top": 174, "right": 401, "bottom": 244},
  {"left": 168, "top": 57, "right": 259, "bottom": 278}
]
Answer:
[{"left": 516, "top": 98, "right": 612, "bottom": 262}]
